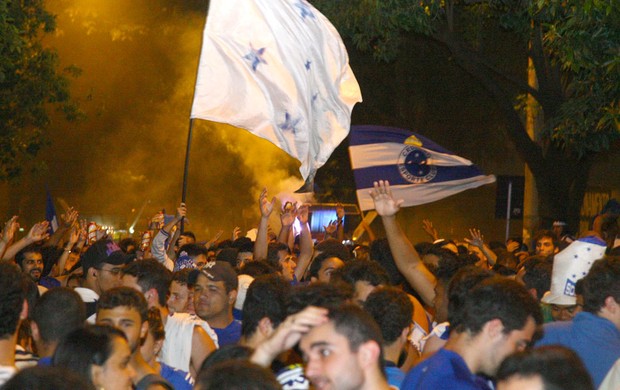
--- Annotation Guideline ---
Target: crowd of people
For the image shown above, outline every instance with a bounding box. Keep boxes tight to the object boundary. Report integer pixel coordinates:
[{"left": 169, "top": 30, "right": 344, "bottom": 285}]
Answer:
[{"left": 0, "top": 180, "right": 619, "bottom": 390}]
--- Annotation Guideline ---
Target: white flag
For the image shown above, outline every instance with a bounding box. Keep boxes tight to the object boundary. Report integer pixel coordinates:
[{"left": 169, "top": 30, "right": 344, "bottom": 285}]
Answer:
[{"left": 191, "top": 0, "right": 362, "bottom": 180}]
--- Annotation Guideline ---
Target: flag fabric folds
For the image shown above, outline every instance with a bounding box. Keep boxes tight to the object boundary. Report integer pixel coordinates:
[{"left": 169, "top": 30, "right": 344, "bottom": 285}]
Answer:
[
  {"left": 190, "top": 0, "right": 362, "bottom": 180},
  {"left": 45, "top": 189, "right": 58, "bottom": 234},
  {"left": 349, "top": 125, "right": 496, "bottom": 211}
]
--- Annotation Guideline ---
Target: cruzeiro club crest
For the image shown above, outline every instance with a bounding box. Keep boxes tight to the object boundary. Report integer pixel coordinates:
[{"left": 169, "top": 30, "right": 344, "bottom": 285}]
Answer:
[{"left": 398, "top": 146, "right": 437, "bottom": 184}]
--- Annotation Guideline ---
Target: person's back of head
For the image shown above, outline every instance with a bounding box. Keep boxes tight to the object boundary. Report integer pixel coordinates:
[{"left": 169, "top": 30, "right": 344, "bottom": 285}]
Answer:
[
  {"left": 286, "top": 282, "right": 352, "bottom": 315},
  {"left": 453, "top": 276, "right": 543, "bottom": 336},
  {"left": 369, "top": 238, "right": 407, "bottom": 286},
  {"left": 315, "top": 238, "right": 351, "bottom": 261},
  {"left": 520, "top": 258, "right": 553, "bottom": 301},
  {"left": 447, "top": 266, "right": 495, "bottom": 328},
  {"left": 0, "top": 262, "right": 27, "bottom": 339},
  {"left": 199, "top": 344, "right": 253, "bottom": 372},
  {"left": 497, "top": 346, "right": 594, "bottom": 390},
  {"left": 122, "top": 259, "right": 172, "bottom": 307},
  {"left": 241, "top": 274, "right": 290, "bottom": 339},
  {"left": 52, "top": 325, "right": 127, "bottom": 384},
  {"left": 196, "top": 360, "right": 280, "bottom": 390},
  {"left": 1, "top": 366, "right": 96, "bottom": 390},
  {"left": 31, "top": 287, "right": 86, "bottom": 352},
  {"left": 239, "top": 260, "right": 279, "bottom": 278},
  {"left": 335, "top": 259, "right": 390, "bottom": 288},
  {"left": 364, "top": 287, "right": 413, "bottom": 345},
  {"left": 580, "top": 256, "right": 620, "bottom": 315}
]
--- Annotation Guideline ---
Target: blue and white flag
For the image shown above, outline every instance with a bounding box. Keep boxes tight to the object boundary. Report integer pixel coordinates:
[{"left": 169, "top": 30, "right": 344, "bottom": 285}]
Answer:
[
  {"left": 190, "top": 0, "right": 362, "bottom": 180},
  {"left": 349, "top": 125, "right": 496, "bottom": 211},
  {"left": 45, "top": 188, "right": 58, "bottom": 234}
]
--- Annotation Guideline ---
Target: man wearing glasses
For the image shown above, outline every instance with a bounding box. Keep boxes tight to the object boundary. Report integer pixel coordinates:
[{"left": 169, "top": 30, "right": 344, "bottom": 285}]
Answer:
[{"left": 75, "top": 239, "right": 133, "bottom": 322}]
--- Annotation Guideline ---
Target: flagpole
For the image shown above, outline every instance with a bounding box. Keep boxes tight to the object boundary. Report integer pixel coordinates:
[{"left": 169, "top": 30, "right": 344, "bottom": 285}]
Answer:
[{"left": 180, "top": 118, "right": 195, "bottom": 232}]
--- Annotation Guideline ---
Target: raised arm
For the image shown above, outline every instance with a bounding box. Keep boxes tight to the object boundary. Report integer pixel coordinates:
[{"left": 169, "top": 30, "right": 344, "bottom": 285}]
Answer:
[
  {"left": 254, "top": 188, "right": 274, "bottom": 261},
  {"left": 3, "top": 221, "right": 50, "bottom": 261},
  {"left": 45, "top": 207, "right": 78, "bottom": 248},
  {"left": 370, "top": 181, "right": 437, "bottom": 307},
  {"left": 278, "top": 202, "right": 295, "bottom": 250},
  {"left": 151, "top": 203, "right": 185, "bottom": 271},
  {"left": 0, "top": 216, "right": 19, "bottom": 259},
  {"left": 464, "top": 228, "right": 497, "bottom": 267},
  {"left": 294, "top": 204, "right": 313, "bottom": 281}
]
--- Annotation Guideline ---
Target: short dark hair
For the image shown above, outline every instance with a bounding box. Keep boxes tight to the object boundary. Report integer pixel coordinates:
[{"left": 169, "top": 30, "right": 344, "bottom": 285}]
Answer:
[
  {"left": 180, "top": 231, "right": 196, "bottom": 241},
  {"left": 447, "top": 266, "right": 495, "bottom": 328},
  {"left": 266, "top": 242, "right": 289, "bottom": 271},
  {"left": 369, "top": 238, "right": 406, "bottom": 286},
  {"left": 520, "top": 257, "right": 552, "bottom": 301},
  {"left": 0, "top": 262, "right": 27, "bottom": 338},
  {"left": 364, "top": 287, "right": 412, "bottom": 344},
  {"left": 119, "top": 238, "right": 138, "bottom": 254},
  {"left": 336, "top": 259, "right": 390, "bottom": 287},
  {"left": 172, "top": 268, "right": 194, "bottom": 286},
  {"left": 434, "top": 250, "right": 466, "bottom": 285},
  {"left": 196, "top": 360, "right": 280, "bottom": 390},
  {"left": 122, "top": 259, "right": 172, "bottom": 307},
  {"left": 53, "top": 325, "right": 127, "bottom": 383},
  {"left": 534, "top": 230, "right": 558, "bottom": 248},
  {"left": 315, "top": 238, "right": 351, "bottom": 261},
  {"left": 239, "top": 260, "right": 278, "bottom": 278},
  {"left": 98, "top": 287, "right": 148, "bottom": 322},
  {"left": 329, "top": 304, "right": 385, "bottom": 375},
  {"left": 307, "top": 252, "right": 334, "bottom": 279},
  {"left": 145, "top": 307, "right": 165, "bottom": 341},
  {"left": 1, "top": 366, "right": 95, "bottom": 390},
  {"left": 178, "top": 243, "right": 207, "bottom": 258},
  {"left": 199, "top": 344, "right": 253, "bottom": 372},
  {"left": 453, "top": 277, "right": 543, "bottom": 335},
  {"left": 32, "top": 288, "right": 85, "bottom": 344},
  {"left": 581, "top": 256, "right": 620, "bottom": 314},
  {"left": 241, "top": 274, "right": 290, "bottom": 338},
  {"left": 286, "top": 282, "right": 352, "bottom": 315},
  {"left": 15, "top": 244, "right": 42, "bottom": 270},
  {"left": 497, "top": 346, "right": 594, "bottom": 390}
]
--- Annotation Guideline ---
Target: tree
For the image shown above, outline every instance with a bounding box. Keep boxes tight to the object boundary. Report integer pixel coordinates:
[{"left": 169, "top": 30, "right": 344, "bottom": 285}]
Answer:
[
  {"left": 314, "top": 0, "right": 620, "bottom": 231},
  {"left": 0, "top": 0, "right": 80, "bottom": 180}
]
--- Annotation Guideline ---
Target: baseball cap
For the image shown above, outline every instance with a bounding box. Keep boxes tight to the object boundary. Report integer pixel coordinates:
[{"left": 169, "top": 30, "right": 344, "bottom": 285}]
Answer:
[
  {"left": 81, "top": 239, "right": 133, "bottom": 274},
  {"left": 189, "top": 261, "right": 238, "bottom": 292}
]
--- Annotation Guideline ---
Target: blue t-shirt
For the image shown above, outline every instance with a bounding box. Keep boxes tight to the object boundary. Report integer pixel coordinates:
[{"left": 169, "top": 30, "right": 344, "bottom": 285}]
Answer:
[
  {"left": 160, "top": 362, "right": 193, "bottom": 390},
  {"left": 536, "top": 311, "right": 620, "bottom": 387},
  {"left": 214, "top": 319, "right": 242, "bottom": 347},
  {"left": 385, "top": 362, "right": 405, "bottom": 389},
  {"left": 401, "top": 348, "right": 492, "bottom": 390}
]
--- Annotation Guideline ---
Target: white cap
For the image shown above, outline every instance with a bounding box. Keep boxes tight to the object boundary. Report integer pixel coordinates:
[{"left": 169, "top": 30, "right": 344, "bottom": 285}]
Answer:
[{"left": 541, "top": 236, "right": 606, "bottom": 305}]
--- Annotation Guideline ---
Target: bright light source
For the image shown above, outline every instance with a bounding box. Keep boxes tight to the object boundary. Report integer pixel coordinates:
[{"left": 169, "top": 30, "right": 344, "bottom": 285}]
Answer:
[{"left": 129, "top": 227, "right": 135, "bottom": 234}]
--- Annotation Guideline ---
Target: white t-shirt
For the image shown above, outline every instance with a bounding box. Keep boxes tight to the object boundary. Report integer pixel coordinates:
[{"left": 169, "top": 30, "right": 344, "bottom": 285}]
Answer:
[{"left": 160, "top": 312, "right": 218, "bottom": 373}]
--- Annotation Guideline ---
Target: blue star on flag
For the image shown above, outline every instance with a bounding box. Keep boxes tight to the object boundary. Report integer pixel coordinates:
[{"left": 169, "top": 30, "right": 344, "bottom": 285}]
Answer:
[
  {"left": 295, "top": 0, "right": 315, "bottom": 19},
  {"left": 279, "top": 112, "right": 302, "bottom": 134},
  {"left": 243, "top": 44, "right": 267, "bottom": 72},
  {"left": 305, "top": 60, "right": 312, "bottom": 70}
]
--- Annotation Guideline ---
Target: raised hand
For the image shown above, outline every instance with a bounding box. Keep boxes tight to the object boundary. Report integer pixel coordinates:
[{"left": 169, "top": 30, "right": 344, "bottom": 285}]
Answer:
[
  {"left": 259, "top": 188, "right": 275, "bottom": 218},
  {"left": 369, "top": 180, "right": 403, "bottom": 217},
  {"left": 297, "top": 204, "right": 309, "bottom": 224},
  {"left": 61, "top": 207, "right": 78, "bottom": 228},
  {"left": 422, "top": 219, "right": 439, "bottom": 241},
  {"left": 464, "top": 228, "right": 484, "bottom": 248},
  {"left": 176, "top": 203, "right": 187, "bottom": 221},
  {"left": 232, "top": 226, "right": 241, "bottom": 240},
  {"left": 324, "top": 220, "right": 338, "bottom": 235},
  {"left": 2, "top": 216, "right": 19, "bottom": 244},
  {"left": 27, "top": 221, "right": 50, "bottom": 243},
  {"left": 280, "top": 202, "right": 296, "bottom": 227}
]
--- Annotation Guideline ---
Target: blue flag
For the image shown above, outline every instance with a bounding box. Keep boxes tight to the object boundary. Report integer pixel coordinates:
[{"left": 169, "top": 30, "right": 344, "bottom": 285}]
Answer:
[
  {"left": 45, "top": 189, "right": 58, "bottom": 234},
  {"left": 349, "top": 125, "right": 496, "bottom": 211}
]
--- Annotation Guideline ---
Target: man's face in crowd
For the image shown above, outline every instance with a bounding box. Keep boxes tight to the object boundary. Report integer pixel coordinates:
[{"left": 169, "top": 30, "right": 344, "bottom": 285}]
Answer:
[
  {"left": 193, "top": 274, "right": 231, "bottom": 322},
  {"left": 300, "top": 321, "right": 366, "bottom": 390},
  {"left": 22, "top": 251, "right": 44, "bottom": 282},
  {"left": 95, "top": 263, "right": 123, "bottom": 293},
  {"left": 193, "top": 254, "right": 207, "bottom": 269},
  {"left": 315, "top": 257, "right": 345, "bottom": 284},
  {"left": 278, "top": 250, "right": 296, "bottom": 281},
  {"left": 167, "top": 281, "right": 193, "bottom": 314},
  {"left": 535, "top": 237, "right": 557, "bottom": 257},
  {"left": 97, "top": 305, "right": 147, "bottom": 353},
  {"left": 121, "top": 274, "right": 143, "bottom": 295},
  {"left": 550, "top": 303, "right": 581, "bottom": 322},
  {"left": 178, "top": 234, "right": 195, "bottom": 247},
  {"left": 237, "top": 251, "right": 253, "bottom": 268},
  {"left": 481, "top": 317, "right": 537, "bottom": 377}
]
